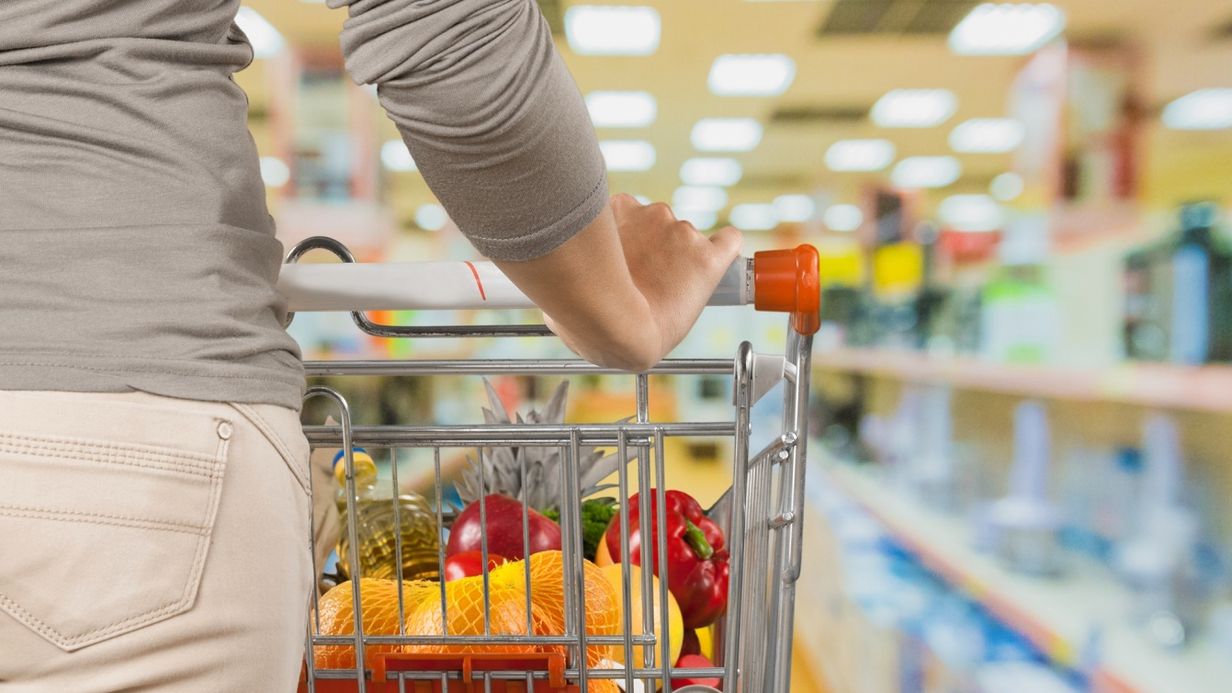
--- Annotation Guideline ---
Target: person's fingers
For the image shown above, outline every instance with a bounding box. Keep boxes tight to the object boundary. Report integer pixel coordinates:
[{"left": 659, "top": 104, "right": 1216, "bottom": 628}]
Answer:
[
  {"left": 708, "top": 225, "right": 743, "bottom": 263},
  {"left": 610, "top": 193, "right": 641, "bottom": 222}
]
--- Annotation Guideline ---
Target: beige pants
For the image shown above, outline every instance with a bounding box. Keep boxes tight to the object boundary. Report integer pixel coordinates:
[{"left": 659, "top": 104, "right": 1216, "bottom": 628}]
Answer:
[{"left": 0, "top": 390, "right": 317, "bottom": 692}]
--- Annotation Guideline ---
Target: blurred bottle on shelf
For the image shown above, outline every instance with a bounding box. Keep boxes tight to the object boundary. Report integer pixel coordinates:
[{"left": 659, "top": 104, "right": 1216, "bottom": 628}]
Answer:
[
  {"left": 979, "top": 401, "right": 1064, "bottom": 576},
  {"left": 333, "top": 447, "right": 441, "bottom": 581},
  {"left": 1113, "top": 414, "right": 1205, "bottom": 649},
  {"left": 1124, "top": 201, "right": 1232, "bottom": 365}
]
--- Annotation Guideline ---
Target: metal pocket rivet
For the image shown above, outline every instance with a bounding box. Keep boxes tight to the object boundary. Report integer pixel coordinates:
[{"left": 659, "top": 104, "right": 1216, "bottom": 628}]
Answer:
[{"left": 217, "top": 421, "right": 234, "bottom": 440}]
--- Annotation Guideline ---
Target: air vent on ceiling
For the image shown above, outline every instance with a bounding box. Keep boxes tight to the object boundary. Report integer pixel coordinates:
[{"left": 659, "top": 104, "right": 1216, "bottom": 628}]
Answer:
[
  {"left": 817, "top": 0, "right": 978, "bottom": 37},
  {"left": 536, "top": 0, "right": 565, "bottom": 35},
  {"left": 769, "top": 105, "right": 868, "bottom": 125}
]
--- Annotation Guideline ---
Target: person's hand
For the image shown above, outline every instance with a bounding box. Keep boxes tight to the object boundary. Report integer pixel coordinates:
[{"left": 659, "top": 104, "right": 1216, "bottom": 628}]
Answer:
[
  {"left": 610, "top": 193, "right": 742, "bottom": 362},
  {"left": 495, "top": 193, "right": 742, "bottom": 372}
]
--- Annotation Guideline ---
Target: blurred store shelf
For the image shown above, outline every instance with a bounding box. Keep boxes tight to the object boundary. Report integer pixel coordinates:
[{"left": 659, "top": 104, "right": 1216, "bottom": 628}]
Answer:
[
  {"left": 814, "top": 349, "right": 1232, "bottom": 414},
  {"left": 824, "top": 461, "right": 1231, "bottom": 693}
]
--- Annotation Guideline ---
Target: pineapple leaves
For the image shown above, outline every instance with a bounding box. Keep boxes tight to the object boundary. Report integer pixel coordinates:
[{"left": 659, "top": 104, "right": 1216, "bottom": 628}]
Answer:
[{"left": 455, "top": 379, "right": 640, "bottom": 514}]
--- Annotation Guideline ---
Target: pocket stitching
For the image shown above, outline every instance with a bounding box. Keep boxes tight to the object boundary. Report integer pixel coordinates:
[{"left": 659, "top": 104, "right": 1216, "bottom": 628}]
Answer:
[
  {"left": 0, "top": 433, "right": 217, "bottom": 477},
  {"left": 0, "top": 505, "right": 210, "bottom": 535},
  {"left": 0, "top": 425, "right": 231, "bottom": 650},
  {"left": 231, "top": 403, "right": 310, "bottom": 495}
]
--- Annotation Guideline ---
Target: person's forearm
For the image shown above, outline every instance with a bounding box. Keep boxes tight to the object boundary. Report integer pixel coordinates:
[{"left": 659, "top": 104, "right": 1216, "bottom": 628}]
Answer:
[{"left": 493, "top": 208, "right": 663, "bottom": 371}]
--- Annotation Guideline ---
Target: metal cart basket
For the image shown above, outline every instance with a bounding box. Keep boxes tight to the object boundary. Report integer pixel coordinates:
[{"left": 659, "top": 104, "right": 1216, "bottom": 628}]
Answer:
[{"left": 281, "top": 238, "right": 820, "bottom": 693}]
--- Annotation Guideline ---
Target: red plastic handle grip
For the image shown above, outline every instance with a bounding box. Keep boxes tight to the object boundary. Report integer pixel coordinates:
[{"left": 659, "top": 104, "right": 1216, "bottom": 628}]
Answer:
[{"left": 752, "top": 244, "right": 821, "bottom": 335}]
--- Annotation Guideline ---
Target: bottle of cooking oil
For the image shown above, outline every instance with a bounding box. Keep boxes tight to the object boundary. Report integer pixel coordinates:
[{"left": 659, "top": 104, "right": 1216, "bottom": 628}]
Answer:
[{"left": 333, "top": 448, "right": 440, "bottom": 580}]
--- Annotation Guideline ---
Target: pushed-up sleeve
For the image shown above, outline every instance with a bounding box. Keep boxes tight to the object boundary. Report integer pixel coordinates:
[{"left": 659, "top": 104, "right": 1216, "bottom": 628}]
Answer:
[{"left": 329, "top": 0, "right": 609, "bottom": 260}]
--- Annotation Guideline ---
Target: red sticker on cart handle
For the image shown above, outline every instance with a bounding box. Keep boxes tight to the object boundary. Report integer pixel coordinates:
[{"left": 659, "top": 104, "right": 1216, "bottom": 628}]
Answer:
[{"left": 464, "top": 260, "right": 487, "bottom": 301}]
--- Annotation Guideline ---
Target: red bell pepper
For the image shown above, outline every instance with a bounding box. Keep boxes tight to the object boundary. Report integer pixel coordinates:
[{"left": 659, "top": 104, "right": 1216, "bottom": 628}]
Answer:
[{"left": 603, "top": 490, "right": 729, "bottom": 629}]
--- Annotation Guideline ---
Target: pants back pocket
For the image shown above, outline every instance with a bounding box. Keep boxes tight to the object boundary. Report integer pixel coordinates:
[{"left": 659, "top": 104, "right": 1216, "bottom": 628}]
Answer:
[{"left": 0, "top": 392, "right": 230, "bottom": 652}]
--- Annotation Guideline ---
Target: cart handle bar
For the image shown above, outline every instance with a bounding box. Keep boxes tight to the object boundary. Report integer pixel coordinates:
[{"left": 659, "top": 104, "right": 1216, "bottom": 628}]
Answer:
[{"left": 279, "top": 244, "right": 820, "bottom": 335}]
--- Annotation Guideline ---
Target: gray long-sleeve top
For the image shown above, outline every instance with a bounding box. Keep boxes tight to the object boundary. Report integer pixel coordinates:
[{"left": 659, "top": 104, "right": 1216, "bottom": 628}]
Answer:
[{"left": 0, "top": 0, "right": 608, "bottom": 409}]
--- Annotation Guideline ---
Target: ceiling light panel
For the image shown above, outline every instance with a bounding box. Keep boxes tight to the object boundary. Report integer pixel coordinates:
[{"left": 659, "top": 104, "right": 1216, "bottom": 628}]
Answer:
[
  {"left": 949, "top": 118, "right": 1025, "bottom": 153},
  {"left": 990, "top": 172, "right": 1025, "bottom": 201},
  {"left": 235, "top": 7, "right": 285, "bottom": 59},
  {"left": 676, "top": 208, "right": 718, "bottom": 230},
  {"left": 773, "top": 194, "right": 816, "bottom": 222},
  {"left": 380, "top": 140, "right": 417, "bottom": 172},
  {"left": 680, "top": 158, "right": 743, "bottom": 186},
  {"left": 823, "top": 204, "right": 863, "bottom": 232},
  {"left": 1162, "top": 89, "right": 1232, "bottom": 130},
  {"left": 415, "top": 204, "right": 448, "bottom": 231},
  {"left": 892, "top": 156, "right": 962, "bottom": 188},
  {"left": 586, "top": 91, "right": 657, "bottom": 128},
  {"left": 939, "top": 194, "right": 1003, "bottom": 232},
  {"left": 599, "top": 140, "right": 656, "bottom": 171},
  {"left": 673, "top": 186, "right": 729, "bottom": 212},
  {"left": 825, "top": 139, "right": 896, "bottom": 172},
  {"left": 691, "top": 118, "right": 764, "bottom": 152},
  {"left": 871, "top": 89, "right": 958, "bottom": 128},
  {"left": 708, "top": 54, "right": 797, "bottom": 96},
  {"left": 949, "top": 3, "right": 1066, "bottom": 56},
  {"left": 565, "top": 6, "right": 661, "bottom": 56},
  {"left": 731, "top": 203, "right": 778, "bottom": 231}
]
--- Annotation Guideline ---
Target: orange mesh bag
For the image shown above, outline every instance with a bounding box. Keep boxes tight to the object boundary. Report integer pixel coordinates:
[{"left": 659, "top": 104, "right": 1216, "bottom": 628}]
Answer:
[
  {"left": 313, "top": 578, "right": 435, "bottom": 670},
  {"left": 492, "top": 551, "right": 620, "bottom": 668},
  {"left": 402, "top": 573, "right": 537, "bottom": 655}
]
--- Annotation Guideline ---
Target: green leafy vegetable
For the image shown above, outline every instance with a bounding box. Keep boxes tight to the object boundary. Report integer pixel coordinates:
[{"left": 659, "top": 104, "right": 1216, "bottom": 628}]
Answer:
[{"left": 542, "top": 498, "right": 618, "bottom": 562}]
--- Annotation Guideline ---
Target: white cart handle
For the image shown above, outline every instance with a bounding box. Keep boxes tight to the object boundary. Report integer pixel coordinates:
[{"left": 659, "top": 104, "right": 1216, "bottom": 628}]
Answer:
[{"left": 278, "top": 246, "right": 821, "bottom": 334}]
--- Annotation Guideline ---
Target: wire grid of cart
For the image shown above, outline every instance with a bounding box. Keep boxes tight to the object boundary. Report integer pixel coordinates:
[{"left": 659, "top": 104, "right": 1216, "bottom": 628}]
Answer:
[{"left": 285, "top": 237, "right": 820, "bottom": 693}]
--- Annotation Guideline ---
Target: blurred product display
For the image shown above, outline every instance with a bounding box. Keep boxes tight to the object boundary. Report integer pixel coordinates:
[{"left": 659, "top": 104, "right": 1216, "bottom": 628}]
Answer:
[{"left": 197, "top": 0, "right": 1232, "bottom": 690}]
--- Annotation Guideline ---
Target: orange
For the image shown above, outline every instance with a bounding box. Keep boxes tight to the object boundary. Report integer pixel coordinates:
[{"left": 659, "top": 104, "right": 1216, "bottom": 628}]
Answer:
[
  {"left": 402, "top": 573, "right": 537, "bottom": 655},
  {"left": 495, "top": 551, "right": 620, "bottom": 667},
  {"left": 598, "top": 564, "right": 684, "bottom": 670},
  {"left": 313, "top": 578, "right": 435, "bottom": 670}
]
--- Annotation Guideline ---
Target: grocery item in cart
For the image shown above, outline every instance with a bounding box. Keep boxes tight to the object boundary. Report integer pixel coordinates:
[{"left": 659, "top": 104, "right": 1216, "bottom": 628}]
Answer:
[
  {"left": 333, "top": 448, "right": 440, "bottom": 581},
  {"left": 403, "top": 573, "right": 537, "bottom": 655},
  {"left": 603, "top": 490, "right": 730, "bottom": 629},
  {"left": 505, "top": 550, "right": 619, "bottom": 667},
  {"left": 454, "top": 380, "right": 630, "bottom": 561},
  {"left": 598, "top": 563, "right": 683, "bottom": 670},
  {"left": 313, "top": 578, "right": 436, "bottom": 669},
  {"left": 445, "top": 493, "right": 561, "bottom": 560}
]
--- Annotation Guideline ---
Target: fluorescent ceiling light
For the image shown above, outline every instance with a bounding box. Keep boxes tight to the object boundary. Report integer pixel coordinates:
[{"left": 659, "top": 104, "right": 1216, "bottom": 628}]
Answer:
[
  {"left": 708, "top": 54, "right": 796, "bottom": 97},
  {"left": 823, "top": 204, "right": 863, "bottom": 232},
  {"left": 871, "top": 89, "right": 958, "bottom": 128},
  {"left": 939, "top": 194, "right": 1003, "bottom": 232},
  {"left": 949, "top": 3, "right": 1065, "bottom": 56},
  {"left": 892, "top": 156, "right": 962, "bottom": 189},
  {"left": 599, "top": 140, "right": 656, "bottom": 172},
  {"left": 676, "top": 208, "right": 718, "bottom": 230},
  {"left": 731, "top": 203, "right": 777, "bottom": 231},
  {"left": 825, "top": 139, "right": 896, "bottom": 172},
  {"left": 691, "top": 118, "right": 763, "bottom": 152},
  {"left": 673, "top": 186, "right": 729, "bottom": 212},
  {"left": 586, "top": 91, "right": 657, "bottom": 128},
  {"left": 380, "top": 140, "right": 417, "bottom": 172},
  {"left": 1162, "top": 89, "right": 1232, "bottom": 130},
  {"left": 990, "top": 172, "right": 1025, "bottom": 201},
  {"left": 415, "top": 204, "right": 448, "bottom": 231},
  {"left": 949, "top": 118, "right": 1025, "bottom": 153},
  {"left": 680, "top": 157, "right": 743, "bottom": 186},
  {"left": 235, "top": 7, "right": 285, "bottom": 59},
  {"left": 565, "top": 6, "right": 660, "bottom": 56},
  {"left": 259, "top": 156, "right": 290, "bottom": 188},
  {"left": 773, "top": 194, "right": 816, "bottom": 222}
]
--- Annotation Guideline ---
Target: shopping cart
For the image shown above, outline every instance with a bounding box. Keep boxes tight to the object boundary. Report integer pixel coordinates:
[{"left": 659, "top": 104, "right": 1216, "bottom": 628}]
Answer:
[{"left": 280, "top": 236, "right": 820, "bottom": 693}]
